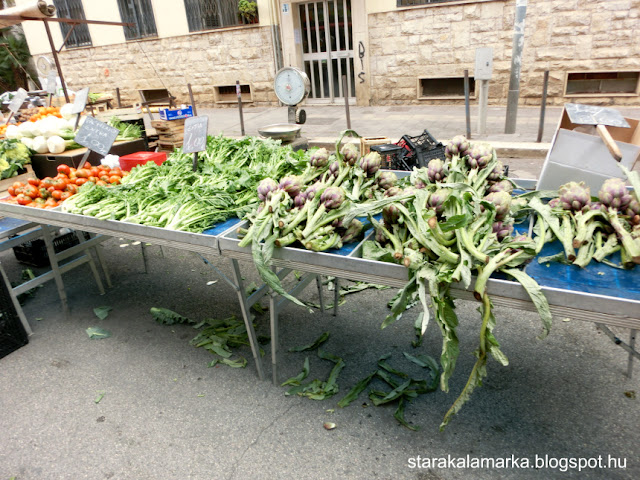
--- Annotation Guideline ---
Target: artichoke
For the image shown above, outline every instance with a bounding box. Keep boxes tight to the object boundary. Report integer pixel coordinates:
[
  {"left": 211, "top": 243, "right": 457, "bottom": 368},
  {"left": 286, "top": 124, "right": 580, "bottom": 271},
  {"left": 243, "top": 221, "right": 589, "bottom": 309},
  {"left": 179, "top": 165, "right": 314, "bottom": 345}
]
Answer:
[
  {"left": 382, "top": 204, "right": 401, "bottom": 225},
  {"left": 327, "top": 160, "right": 340, "bottom": 179},
  {"left": 548, "top": 198, "right": 561, "bottom": 209},
  {"left": 484, "top": 191, "right": 512, "bottom": 220},
  {"left": 626, "top": 194, "right": 640, "bottom": 225},
  {"left": 488, "top": 179, "right": 514, "bottom": 194},
  {"left": 487, "top": 160, "right": 504, "bottom": 182},
  {"left": 340, "top": 143, "right": 360, "bottom": 166},
  {"left": 467, "top": 144, "right": 493, "bottom": 169},
  {"left": 445, "top": 135, "right": 470, "bottom": 159},
  {"left": 358, "top": 151, "right": 382, "bottom": 177},
  {"left": 377, "top": 171, "right": 397, "bottom": 190},
  {"left": 341, "top": 218, "right": 363, "bottom": 243},
  {"left": 558, "top": 181, "right": 591, "bottom": 212},
  {"left": 492, "top": 221, "right": 514, "bottom": 241},
  {"left": 310, "top": 147, "right": 330, "bottom": 168},
  {"left": 293, "top": 194, "right": 307, "bottom": 209},
  {"left": 427, "top": 158, "right": 447, "bottom": 182},
  {"left": 598, "top": 178, "right": 632, "bottom": 211},
  {"left": 279, "top": 175, "right": 304, "bottom": 199},
  {"left": 384, "top": 186, "right": 404, "bottom": 198},
  {"left": 257, "top": 178, "right": 278, "bottom": 202},
  {"left": 414, "top": 178, "right": 427, "bottom": 189},
  {"left": 320, "top": 186, "right": 346, "bottom": 209},
  {"left": 305, "top": 181, "right": 325, "bottom": 200},
  {"left": 375, "top": 226, "right": 388, "bottom": 245},
  {"left": 428, "top": 188, "right": 451, "bottom": 215}
]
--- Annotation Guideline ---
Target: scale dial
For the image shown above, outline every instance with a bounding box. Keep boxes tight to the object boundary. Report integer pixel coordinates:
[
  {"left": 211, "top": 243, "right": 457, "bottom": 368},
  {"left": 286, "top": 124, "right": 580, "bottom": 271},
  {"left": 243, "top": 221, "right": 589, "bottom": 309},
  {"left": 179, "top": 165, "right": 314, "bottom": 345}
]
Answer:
[{"left": 274, "top": 67, "right": 310, "bottom": 106}]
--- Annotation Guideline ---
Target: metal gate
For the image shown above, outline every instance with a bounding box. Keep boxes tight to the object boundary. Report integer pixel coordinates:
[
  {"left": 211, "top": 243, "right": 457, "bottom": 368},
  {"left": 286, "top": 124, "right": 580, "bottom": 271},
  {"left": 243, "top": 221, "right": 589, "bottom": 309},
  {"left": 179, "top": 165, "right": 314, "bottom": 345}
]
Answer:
[{"left": 298, "top": 0, "right": 354, "bottom": 102}]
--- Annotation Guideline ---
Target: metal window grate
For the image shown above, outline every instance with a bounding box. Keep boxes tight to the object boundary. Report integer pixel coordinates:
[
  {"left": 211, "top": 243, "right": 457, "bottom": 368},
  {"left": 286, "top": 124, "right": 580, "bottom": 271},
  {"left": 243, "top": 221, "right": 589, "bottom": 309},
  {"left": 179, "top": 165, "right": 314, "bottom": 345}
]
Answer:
[
  {"left": 52, "top": 0, "right": 92, "bottom": 48},
  {"left": 397, "top": 0, "right": 455, "bottom": 6},
  {"left": 184, "top": 0, "right": 240, "bottom": 32},
  {"left": 117, "top": 0, "right": 158, "bottom": 40}
]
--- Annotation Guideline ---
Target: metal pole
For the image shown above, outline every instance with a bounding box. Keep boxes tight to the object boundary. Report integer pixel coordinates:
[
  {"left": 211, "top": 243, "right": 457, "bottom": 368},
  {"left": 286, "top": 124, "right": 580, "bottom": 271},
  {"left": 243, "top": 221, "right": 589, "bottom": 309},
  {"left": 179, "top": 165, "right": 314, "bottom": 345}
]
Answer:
[
  {"left": 236, "top": 81, "right": 245, "bottom": 136},
  {"left": 342, "top": 75, "right": 351, "bottom": 129},
  {"left": 464, "top": 69, "right": 471, "bottom": 139},
  {"left": 505, "top": 0, "right": 527, "bottom": 134},
  {"left": 477, "top": 80, "right": 489, "bottom": 135},
  {"left": 187, "top": 83, "right": 197, "bottom": 116},
  {"left": 116, "top": 87, "right": 122, "bottom": 108},
  {"left": 43, "top": 20, "right": 70, "bottom": 103},
  {"left": 536, "top": 70, "right": 549, "bottom": 143}
]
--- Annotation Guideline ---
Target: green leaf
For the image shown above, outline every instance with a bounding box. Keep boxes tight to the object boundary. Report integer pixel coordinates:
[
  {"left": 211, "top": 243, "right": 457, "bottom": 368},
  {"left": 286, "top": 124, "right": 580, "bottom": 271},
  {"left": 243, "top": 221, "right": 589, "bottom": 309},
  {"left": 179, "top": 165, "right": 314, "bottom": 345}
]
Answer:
[
  {"left": 439, "top": 213, "right": 472, "bottom": 232},
  {"left": 94, "top": 391, "right": 105, "bottom": 404},
  {"left": 86, "top": 327, "right": 111, "bottom": 339},
  {"left": 394, "top": 397, "right": 419, "bottom": 431},
  {"left": 502, "top": 268, "right": 552, "bottom": 338},
  {"left": 337, "top": 372, "right": 375, "bottom": 408},
  {"left": 220, "top": 357, "right": 247, "bottom": 368},
  {"left": 281, "top": 357, "right": 310, "bottom": 386},
  {"left": 93, "top": 306, "right": 112, "bottom": 320},
  {"left": 288, "top": 332, "right": 330, "bottom": 352},
  {"left": 403, "top": 352, "right": 439, "bottom": 371},
  {"left": 369, "top": 379, "right": 412, "bottom": 406},
  {"left": 377, "top": 353, "right": 408, "bottom": 378},
  {"left": 150, "top": 307, "right": 195, "bottom": 325}
]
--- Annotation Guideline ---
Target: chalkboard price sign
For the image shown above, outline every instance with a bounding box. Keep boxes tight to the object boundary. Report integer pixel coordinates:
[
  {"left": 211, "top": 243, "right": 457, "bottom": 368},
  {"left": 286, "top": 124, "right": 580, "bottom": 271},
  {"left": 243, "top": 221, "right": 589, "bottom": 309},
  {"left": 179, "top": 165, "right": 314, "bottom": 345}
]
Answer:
[
  {"left": 182, "top": 115, "right": 209, "bottom": 154},
  {"left": 71, "top": 87, "right": 90, "bottom": 114},
  {"left": 74, "top": 115, "right": 120, "bottom": 157},
  {"left": 8, "top": 88, "right": 28, "bottom": 113}
]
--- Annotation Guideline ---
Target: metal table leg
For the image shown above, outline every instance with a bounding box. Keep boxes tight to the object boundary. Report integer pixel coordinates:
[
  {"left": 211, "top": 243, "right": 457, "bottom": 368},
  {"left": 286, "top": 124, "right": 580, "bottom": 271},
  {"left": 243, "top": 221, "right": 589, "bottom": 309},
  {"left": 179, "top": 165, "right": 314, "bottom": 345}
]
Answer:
[{"left": 41, "top": 224, "right": 70, "bottom": 320}]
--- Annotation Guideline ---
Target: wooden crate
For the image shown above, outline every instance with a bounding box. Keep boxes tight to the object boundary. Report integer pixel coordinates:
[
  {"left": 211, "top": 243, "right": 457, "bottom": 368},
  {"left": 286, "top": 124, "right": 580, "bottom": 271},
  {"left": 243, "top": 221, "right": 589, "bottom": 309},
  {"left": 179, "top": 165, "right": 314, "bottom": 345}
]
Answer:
[{"left": 360, "top": 136, "right": 390, "bottom": 156}]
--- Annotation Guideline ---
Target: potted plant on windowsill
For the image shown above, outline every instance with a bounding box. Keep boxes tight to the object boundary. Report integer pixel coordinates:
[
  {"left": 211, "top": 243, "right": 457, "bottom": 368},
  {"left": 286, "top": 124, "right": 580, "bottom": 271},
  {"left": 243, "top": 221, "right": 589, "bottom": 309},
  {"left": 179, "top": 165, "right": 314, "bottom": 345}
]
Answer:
[{"left": 238, "top": 0, "right": 258, "bottom": 24}]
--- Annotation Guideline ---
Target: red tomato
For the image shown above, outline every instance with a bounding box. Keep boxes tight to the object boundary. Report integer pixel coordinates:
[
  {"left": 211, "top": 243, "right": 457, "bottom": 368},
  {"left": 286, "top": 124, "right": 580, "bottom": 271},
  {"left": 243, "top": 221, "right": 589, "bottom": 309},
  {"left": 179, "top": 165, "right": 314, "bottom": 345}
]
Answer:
[
  {"left": 110, "top": 168, "right": 123, "bottom": 177},
  {"left": 82, "top": 162, "right": 92, "bottom": 169},
  {"left": 27, "top": 178, "right": 40, "bottom": 187},
  {"left": 65, "top": 184, "right": 78, "bottom": 194},
  {"left": 52, "top": 178, "right": 67, "bottom": 190},
  {"left": 7, "top": 186, "right": 15, "bottom": 196},
  {"left": 44, "top": 198, "right": 57, "bottom": 207},
  {"left": 23, "top": 185, "right": 40, "bottom": 199},
  {"left": 90, "top": 167, "right": 100, "bottom": 177},
  {"left": 16, "top": 194, "right": 32, "bottom": 206},
  {"left": 96, "top": 180, "right": 107, "bottom": 186},
  {"left": 60, "top": 191, "right": 72, "bottom": 201},
  {"left": 75, "top": 169, "right": 90, "bottom": 179},
  {"left": 75, "top": 178, "right": 88, "bottom": 186},
  {"left": 50, "top": 190, "right": 63, "bottom": 200},
  {"left": 56, "top": 164, "right": 71, "bottom": 176},
  {"left": 41, "top": 177, "right": 55, "bottom": 188},
  {"left": 87, "top": 177, "right": 97, "bottom": 184},
  {"left": 39, "top": 188, "right": 50, "bottom": 199}
]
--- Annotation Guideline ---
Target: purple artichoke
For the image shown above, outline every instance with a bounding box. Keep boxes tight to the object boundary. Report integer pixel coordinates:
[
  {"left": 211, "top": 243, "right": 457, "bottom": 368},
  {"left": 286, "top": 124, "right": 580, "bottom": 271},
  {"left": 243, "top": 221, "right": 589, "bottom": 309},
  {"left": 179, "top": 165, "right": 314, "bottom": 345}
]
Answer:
[
  {"left": 375, "top": 226, "right": 388, "bottom": 245},
  {"left": 293, "top": 194, "right": 307, "bottom": 209},
  {"left": 445, "top": 135, "right": 470, "bottom": 159},
  {"left": 341, "top": 219, "right": 364, "bottom": 243},
  {"left": 279, "top": 175, "right": 304, "bottom": 199},
  {"left": 487, "top": 160, "right": 504, "bottom": 182},
  {"left": 382, "top": 204, "right": 401, "bottom": 225},
  {"left": 377, "top": 171, "right": 397, "bottom": 190},
  {"left": 340, "top": 143, "right": 360, "bottom": 166},
  {"left": 257, "top": 178, "right": 278, "bottom": 202},
  {"left": 384, "top": 186, "right": 404, "bottom": 198},
  {"left": 488, "top": 179, "right": 514, "bottom": 194},
  {"left": 587, "top": 202, "right": 603, "bottom": 211},
  {"left": 310, "top": 147, "right": 330, "bottom": 168},
  {"left": 427, "top": 158, "right": 447, "bottom": 182},
  {"left": 484, "top": 191, "right": 512, "bottom": 221},
  {"left": 428, "top": 188, "right": 451, "bottom": 215},
  {"left": 558, "top": 181, "right": 591, "bottom": 212},
  {"left": 492, "top": 221, "right": 514, "bottom": 241},
  {"left": 598, "top": 178, "right": 632, "bottom": 211},
  {"left": 467, "top": 144, "right": 493, "bottom": 170},
  {"left": 326, "top": 160, "right": 340, "bottom": 179},
  {"left": 548, "top": 198, "right": 561, "bottom": 209},
  {"left": 305, "top": 181, "right": 325, "bottom": 201},
  {"left": 358, "top": 151, "right": 382, "bottom": 177},
  {"left": 626, "top": 194, "right": 640, "bottom": 225},
  {"left": 413, "top": 178, "right": 427, "bottom": 189},
  {"left": 320, "top": 186, "right": 346, "bottom": 209}
]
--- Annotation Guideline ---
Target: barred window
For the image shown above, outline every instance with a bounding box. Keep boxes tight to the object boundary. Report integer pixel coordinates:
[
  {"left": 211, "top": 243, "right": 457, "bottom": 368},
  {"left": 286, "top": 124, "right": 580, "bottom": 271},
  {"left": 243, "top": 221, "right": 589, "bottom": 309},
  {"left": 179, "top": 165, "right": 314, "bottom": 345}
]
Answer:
[
  {"left": 52, "top": 0, "right": 92, "bottom": 48},
  {"left": 397, "top": 0, "right": 458, "bottom": 6},
  {"left": 117, "top": 0, "right": 157, "bottom": 40},
  {"left": 184, "top": 0, "right": 248, "bottom": 31}
]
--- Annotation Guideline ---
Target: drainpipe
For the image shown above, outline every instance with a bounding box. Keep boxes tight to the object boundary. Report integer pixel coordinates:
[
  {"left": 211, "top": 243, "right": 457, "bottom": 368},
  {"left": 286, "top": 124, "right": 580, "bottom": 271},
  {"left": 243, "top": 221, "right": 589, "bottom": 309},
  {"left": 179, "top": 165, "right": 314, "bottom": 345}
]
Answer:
[{"left": 269, "top": 0, "right": 283, "bottom": 73}]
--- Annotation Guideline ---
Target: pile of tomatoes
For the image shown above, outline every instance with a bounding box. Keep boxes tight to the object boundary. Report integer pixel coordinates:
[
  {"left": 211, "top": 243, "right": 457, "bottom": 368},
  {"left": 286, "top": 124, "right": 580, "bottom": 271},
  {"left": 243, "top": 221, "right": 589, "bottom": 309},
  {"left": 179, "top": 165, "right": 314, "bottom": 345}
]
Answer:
[{"left": 4, "top": 162, "right": 128, "bottom": 209}]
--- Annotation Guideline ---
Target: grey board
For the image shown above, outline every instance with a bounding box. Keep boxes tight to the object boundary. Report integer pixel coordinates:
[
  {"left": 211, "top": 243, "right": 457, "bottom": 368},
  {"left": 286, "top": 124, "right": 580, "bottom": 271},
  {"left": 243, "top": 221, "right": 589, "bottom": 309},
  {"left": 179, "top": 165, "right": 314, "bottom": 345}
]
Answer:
[{"left": 564, "top": 103, "right": 630, "bottom": 128}]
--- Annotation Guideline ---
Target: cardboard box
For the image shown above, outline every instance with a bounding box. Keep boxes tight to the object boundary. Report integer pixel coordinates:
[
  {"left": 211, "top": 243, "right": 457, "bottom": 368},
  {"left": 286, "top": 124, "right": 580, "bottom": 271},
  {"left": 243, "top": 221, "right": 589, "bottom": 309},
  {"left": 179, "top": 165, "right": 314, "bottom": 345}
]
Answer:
[
  {"left": 538, "top": 107, "right": 640, "bottom": 192},
  {"left": 159, "top": 106, "right": 193, "bottom": 121},
  {"left": 31, "top": 139, "right": 146, "bottom": 179}
]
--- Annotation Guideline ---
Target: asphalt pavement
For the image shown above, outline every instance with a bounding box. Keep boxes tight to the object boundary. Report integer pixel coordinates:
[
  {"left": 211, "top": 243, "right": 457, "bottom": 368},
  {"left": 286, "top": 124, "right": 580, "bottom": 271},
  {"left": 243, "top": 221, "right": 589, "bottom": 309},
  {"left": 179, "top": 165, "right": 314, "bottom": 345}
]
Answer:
[{"left": 1, "top": 103, "right": 640, "bottom": 480}]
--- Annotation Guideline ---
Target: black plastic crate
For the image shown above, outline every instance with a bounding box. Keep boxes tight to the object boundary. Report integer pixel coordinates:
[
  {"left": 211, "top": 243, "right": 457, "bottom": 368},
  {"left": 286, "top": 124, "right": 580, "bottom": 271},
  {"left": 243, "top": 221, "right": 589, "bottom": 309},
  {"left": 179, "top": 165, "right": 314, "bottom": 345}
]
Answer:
[
  {"left": 415, "top": 143, "right": 447, "bottom": 168},
  {"left": 401, "top": 129, "right": 440, "bottom": 152},
  {"left": 371, "top": 143, "right": 416, "bottom": 171},
  {"left": 12, "top": 231, "right": 80, "bottom": 268},
  {"left": 0, "top": 271, "right": 28, "bottom": 360}
]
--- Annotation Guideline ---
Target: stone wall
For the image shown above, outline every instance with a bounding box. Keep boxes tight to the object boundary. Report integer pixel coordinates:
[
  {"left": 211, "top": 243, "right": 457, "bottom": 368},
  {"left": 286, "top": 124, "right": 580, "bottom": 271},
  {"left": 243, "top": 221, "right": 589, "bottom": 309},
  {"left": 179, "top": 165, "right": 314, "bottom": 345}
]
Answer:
[
  {"left": 368, "top": 0, "right": 640, "bottom": 106},
  {"left": 54, "top": 25, "right": 277, "bottom": 108}
]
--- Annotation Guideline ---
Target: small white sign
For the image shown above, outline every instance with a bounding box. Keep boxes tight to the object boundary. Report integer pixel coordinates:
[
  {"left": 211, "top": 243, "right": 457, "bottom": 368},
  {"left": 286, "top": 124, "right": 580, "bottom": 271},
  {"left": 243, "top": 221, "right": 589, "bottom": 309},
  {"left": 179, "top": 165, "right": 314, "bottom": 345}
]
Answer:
[
  {"left": 282, "top": 3, "right": 290, "bottom": 14},
  {"left": 294, "top": 29, "right": 301, "bottom": 44}
]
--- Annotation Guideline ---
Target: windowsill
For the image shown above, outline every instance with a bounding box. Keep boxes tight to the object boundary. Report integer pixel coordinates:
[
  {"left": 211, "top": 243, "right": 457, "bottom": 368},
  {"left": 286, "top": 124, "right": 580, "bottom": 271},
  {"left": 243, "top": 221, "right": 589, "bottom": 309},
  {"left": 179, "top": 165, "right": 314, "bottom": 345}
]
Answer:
[
  {"left": 396, "top": 0, "right": 504, "bottom": 12},
  {"left": 418, "top": 95, "right": 477, "bottom": 100}
]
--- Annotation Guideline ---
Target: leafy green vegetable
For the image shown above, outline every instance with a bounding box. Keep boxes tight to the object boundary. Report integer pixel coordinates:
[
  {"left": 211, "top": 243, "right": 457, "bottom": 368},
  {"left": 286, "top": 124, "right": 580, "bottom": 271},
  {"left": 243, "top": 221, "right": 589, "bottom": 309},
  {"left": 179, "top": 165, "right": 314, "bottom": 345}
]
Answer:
[
  {"left": 288, "top": 332, "right": 330, "bottom": 352},
  {"left": 86, "top": 327, "right": 111, "bottom": 339},
  {"left": 93, "top": 306, "right": 112, "bottom": 320},
  {"left": 150, "top": 307, "right": 194, "bottom": 325}
]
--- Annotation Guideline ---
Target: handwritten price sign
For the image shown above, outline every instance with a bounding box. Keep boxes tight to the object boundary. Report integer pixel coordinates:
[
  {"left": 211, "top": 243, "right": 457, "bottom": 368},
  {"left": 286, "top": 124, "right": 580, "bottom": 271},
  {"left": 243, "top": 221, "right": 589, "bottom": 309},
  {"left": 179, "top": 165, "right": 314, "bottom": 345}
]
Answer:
[
  {"left": 74, "top": 115, "right": 120, "bottom": 157},
  {"left": 71, "top": 87, "right": 90, "bottom": 114},
  {"left": 182, "top": 115, "right": 209, "bottom": 154}
]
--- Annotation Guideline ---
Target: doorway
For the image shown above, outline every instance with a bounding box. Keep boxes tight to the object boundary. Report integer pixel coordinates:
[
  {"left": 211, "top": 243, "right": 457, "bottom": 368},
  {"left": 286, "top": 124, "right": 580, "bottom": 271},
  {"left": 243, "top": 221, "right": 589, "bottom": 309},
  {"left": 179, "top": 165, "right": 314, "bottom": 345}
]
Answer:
[{"left": 298, "top": 0, "right": 355, "bottom": 103}]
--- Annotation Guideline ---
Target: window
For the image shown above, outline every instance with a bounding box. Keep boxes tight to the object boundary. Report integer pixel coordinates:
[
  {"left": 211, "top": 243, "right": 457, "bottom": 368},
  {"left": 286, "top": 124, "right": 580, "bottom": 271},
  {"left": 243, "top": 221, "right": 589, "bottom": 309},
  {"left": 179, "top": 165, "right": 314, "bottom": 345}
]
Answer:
[
  {"left": 117, "top": 0, "right": 157, "bottom": 40},
  {"left": 565, "top": 71, "right": 640, "bottom": 96},
  {"left": 52, "top": 0, "right": 92, "bottom": 48},
  {"left": 184, "top": 0, "right": 242, "bottom": 31},
  {"left": 397, "top": 0, "right": 458, "bottom": 6},
  {"left": 418, "top": 76, "right": 476, "bottom": 99}
]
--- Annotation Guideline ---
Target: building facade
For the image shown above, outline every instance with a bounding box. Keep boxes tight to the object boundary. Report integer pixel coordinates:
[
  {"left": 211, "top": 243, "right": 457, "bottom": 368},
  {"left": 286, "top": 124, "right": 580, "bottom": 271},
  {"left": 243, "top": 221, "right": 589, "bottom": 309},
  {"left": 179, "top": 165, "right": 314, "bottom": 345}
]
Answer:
[{"left": 17, "top": 0, "right": 640, "bottom": 108}]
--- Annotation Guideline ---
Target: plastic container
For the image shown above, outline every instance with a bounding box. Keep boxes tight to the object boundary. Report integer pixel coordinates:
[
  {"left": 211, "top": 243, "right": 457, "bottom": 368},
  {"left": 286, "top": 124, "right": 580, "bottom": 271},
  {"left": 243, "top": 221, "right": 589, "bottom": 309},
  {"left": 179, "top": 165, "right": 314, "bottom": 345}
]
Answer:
[
  {"left": 12, "top": 231, "right": 80, "bottom": 268},
  {"left": 0, "top": 269, "right": 29, "bottom": 360},
  {"left": 119, "top": 151, "right": 167, "bottom": 171}
]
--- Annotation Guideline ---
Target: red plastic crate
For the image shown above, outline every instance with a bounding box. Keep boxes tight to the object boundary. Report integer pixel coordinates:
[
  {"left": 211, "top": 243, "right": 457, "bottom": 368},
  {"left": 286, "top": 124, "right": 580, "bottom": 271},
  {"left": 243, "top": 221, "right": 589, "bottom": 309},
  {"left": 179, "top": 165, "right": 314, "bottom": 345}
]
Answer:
[{"left": 119, "top": 151, "right": 167, "bottom": 171}]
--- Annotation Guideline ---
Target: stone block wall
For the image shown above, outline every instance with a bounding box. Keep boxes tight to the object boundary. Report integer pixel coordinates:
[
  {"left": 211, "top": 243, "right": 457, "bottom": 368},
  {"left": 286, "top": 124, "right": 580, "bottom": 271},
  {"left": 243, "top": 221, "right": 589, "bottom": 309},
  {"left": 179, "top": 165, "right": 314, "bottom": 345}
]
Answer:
[
  {"left": 54, "top": 26, "right": 277, "bottom": 108},
  {"left": 368, "top": 0, "right": 640, "bottom": 106}
]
